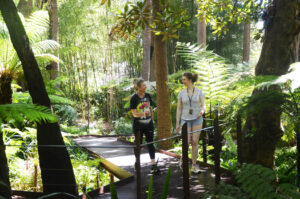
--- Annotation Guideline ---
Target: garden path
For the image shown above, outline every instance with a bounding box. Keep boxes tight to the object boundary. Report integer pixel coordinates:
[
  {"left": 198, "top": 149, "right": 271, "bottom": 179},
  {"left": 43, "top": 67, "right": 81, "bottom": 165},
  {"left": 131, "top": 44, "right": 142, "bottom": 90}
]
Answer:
[{"left": 74, "top": 136, "right": 216, "bottom": 199}]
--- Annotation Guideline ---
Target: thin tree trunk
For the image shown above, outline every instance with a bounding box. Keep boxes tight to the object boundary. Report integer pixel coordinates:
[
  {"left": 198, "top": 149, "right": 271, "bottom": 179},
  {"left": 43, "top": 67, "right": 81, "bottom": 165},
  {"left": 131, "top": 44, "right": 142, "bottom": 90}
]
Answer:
[
  {"left": 153, "top": 0, "right": 172, "bottom": 149},
  {"left": 0, "top": 0, "right": 78, "bottom": 194},
  {"left": 243, "top": 22, "right": 251, "bottom": 62},
  {"left": 242, "top": 0, "right": 300, "bottom": 168},
  {"left": 47, "top": 0, "right": 59, "bottom": 80},
  {"left": 149, "top": 32, "right": 156, "bottom": 81},
  {"left": 142, "top": 0, "right": 151, "bottom": 81},
  {"left": 197, "top": 12, "right": 206, "bottom": 47}
]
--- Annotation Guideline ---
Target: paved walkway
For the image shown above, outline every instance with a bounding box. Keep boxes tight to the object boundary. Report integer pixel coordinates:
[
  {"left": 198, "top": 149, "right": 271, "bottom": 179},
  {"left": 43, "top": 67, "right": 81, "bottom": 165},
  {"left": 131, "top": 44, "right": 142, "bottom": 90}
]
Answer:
[{"left": 73, "top": 136, "right": 216, "bottom": 199}]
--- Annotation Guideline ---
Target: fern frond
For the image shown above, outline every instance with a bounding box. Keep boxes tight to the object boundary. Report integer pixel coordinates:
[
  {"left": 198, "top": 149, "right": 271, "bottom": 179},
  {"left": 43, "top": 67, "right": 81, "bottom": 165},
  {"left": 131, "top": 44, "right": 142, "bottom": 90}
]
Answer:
[
  {"left": 32, "top": 40, "right": 59, "bottom": 54},
  {"left": 0, "top": 104, "right": 57, "bottom": 125}
]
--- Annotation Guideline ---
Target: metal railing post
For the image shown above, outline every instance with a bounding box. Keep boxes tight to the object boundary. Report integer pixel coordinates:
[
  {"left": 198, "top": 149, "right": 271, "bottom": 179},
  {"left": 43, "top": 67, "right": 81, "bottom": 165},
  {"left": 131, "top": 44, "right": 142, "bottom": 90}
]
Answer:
[
  {"left": 134, "top": 131, "right": 141, "bottom": 199},
  {"left": 181, "top": 122, "right": 190, "bottom": 199},
  {"left": 213, "top": 110, "right": 221, "bottom": 184}
]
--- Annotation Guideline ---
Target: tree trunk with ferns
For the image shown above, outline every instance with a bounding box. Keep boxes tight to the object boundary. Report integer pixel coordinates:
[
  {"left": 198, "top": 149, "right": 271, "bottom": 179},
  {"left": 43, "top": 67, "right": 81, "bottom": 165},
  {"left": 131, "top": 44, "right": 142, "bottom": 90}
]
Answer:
[
  {"left": 153, "top": 0, "right": 172, "bottom": 149},
  {"left": 241, "top": 0, "right": 300, "bottom": 168},
  {"left": 0, "top": 0, "right": 78, "bottom": 195}
]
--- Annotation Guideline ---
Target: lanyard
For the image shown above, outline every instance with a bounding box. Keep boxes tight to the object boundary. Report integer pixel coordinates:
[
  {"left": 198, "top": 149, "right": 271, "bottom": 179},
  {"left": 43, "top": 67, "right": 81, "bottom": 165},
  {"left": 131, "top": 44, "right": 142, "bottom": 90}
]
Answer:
[{"left": 187, "top": 87, "right": 195, "bottom": 108}]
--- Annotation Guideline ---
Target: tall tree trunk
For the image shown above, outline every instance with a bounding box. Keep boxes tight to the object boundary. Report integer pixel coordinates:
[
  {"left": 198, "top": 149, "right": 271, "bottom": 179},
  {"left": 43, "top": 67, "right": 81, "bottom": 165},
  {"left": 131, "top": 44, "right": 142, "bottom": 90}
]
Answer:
[
  {"left": 242, "top": 0, "right": 300, "bottom": 168},
  {"left": 197, "top": 12, "right": 206, "bottom": 46},
  {"left": 149, "top": 32, "right": 156, "bottom": 81},
  {"left": 17, "top": 0, "right": 33, "bottom": 17},
  {"left": 47, "top": 0, "right": 59, "bottom": 80},
  {"left": 141, "top": 0, "right": 151, "bottom": 81},
  {"left": 153, "top": 0, "right": 172, "bottom": 149},
  {"left": 243, "top": 22, "right": 251, "bottom": 62},
  {"left": 0, "top": 0, "right": 78, "bottom": 195}
]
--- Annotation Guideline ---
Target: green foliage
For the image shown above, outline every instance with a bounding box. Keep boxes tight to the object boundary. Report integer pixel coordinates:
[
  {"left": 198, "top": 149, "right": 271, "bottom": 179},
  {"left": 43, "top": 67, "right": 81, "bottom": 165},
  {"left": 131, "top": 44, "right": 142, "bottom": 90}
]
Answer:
[
  {"left": 0, "top": 11, "right": 59, "bottom": 74},
  {"left": 111, "top": 117, "right": 132, "bottom": 135},
  {"left": 204, "top": 164, "right": 300, "bottom": 199},
  {"left": 197, "top": 0, "right": 262, "bottom": 35},
  {"left": 176, "top": 42, "right": 248, "bottom": 108},
  {"left": 110, "top": 182, "right": 119, "bottom": 199},
  {"left": 0, "top": 104, "right": 57, "bottom": 125},
  {"left": 111, "top": 0, "right": 190, "bottom": 41},
  {"left": 275, "top": 147, "right": 297, "bottom": 185},
  {"left": 147, "top": 175, "right": 153, "bottom": 199},
  {"left": 161, "top": 167, "right": 172, "bottom": 199},
  {"left": 53, "top": 104, "right": 78, "bottom": 126}
]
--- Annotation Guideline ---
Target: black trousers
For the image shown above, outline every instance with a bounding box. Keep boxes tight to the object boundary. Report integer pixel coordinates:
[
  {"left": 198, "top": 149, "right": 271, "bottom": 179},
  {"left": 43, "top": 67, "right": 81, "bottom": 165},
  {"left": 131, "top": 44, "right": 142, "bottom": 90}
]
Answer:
[{"left": 133, "top": 120, "right": 155, "bottom": 159}]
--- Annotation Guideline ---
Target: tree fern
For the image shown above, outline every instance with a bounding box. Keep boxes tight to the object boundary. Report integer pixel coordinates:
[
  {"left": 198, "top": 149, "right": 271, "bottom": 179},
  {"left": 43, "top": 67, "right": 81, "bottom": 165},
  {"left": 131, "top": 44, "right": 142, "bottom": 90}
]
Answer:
[
  {"left": 204, "top": 164, "right": 300, "bottom": 199},
  {"left": 176, "top": 42, "right": 255, "bottom": 108},
  {"left": 0, "top": 104, "right": 57, "bottom": 125}
]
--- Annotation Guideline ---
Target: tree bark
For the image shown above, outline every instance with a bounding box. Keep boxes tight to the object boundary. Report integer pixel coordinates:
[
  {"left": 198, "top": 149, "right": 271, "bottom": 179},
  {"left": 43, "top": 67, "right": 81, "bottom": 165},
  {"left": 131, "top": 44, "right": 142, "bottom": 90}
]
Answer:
[
  {"left": 243, "top": 22, "right": 251, "bottom": 62},
  {"left": 149, "top": 32, "right": 156, "bottom": 81},
  {"left": 0, "top": 0, "right": 78, "bottom": 195},
  {"left": 242, "top": 0, "right": 300, "bottom": 168},
  {"left": 17, "top": 0, "right": 33, "bottom": 18},
  {"left": 0, "top": 130, "right": 11, "bottom": 198},
  {"left": 153, "top": 0, "right": 172, "bottom": 149},
  {"left": 47, "top": 0, "right": 59, "bottom": 80},
  {"left": 197, "top": 13, "right": 206, "bottom": 47},
  {"left": 0, "top": 74, "right": 13, "bottom": 104},
  {"left": 141, "top": 0, "right": 151, "bottom": 81}
]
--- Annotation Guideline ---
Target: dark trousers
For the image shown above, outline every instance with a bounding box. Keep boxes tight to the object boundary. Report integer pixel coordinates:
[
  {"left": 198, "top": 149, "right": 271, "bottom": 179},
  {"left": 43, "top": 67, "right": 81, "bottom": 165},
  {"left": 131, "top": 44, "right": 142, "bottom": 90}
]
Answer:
[{"left": 133, "top": 120, "right": 155, "bottom": 159}]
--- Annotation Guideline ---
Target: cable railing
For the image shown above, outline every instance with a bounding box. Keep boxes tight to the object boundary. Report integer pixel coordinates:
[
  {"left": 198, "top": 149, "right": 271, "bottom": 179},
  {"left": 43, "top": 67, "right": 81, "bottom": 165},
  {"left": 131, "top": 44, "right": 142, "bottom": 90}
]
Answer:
[{"left": 4, "top": 111, "right": 224, "bottom": 199}]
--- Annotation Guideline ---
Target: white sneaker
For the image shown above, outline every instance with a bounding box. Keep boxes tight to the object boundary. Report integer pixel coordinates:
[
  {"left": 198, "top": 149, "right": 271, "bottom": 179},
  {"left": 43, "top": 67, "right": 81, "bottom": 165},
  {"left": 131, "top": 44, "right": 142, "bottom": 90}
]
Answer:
[
  {"left": 179, "top": 157, "right": 183, "bottom": 169},
  {"left": 191, "top": 164, "right": 201, "bottom": 174}
]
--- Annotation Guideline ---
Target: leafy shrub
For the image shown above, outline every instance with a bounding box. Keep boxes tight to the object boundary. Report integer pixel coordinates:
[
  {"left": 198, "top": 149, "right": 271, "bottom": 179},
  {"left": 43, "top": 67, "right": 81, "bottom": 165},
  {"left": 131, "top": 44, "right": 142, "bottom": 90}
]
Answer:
[
  {"left": 53, "top": 104, "right": 78, "bottom": 126},
  {"left": 111, "top": 117, "right": 133, "bottom": 135}
]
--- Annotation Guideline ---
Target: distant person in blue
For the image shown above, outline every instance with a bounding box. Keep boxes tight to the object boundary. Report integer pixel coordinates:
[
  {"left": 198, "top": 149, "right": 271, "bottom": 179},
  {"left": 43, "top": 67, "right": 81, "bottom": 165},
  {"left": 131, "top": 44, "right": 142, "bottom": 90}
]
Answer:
[
  {"left": 130, "top": 78, "right": 160, "bottom": 174},
  {"left": 176, "top": 72, "right": 206, "bottom": 173}
]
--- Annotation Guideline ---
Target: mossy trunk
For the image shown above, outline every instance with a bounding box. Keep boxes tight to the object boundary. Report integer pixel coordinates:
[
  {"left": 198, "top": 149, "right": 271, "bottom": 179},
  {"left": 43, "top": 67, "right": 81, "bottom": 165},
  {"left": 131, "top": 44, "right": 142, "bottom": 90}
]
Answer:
[
  {"left": 242, "top": 0, "right": 300, "bottom": 168},
  {"left": 0, "top": 0, "right": 78, "bottom": 195}
]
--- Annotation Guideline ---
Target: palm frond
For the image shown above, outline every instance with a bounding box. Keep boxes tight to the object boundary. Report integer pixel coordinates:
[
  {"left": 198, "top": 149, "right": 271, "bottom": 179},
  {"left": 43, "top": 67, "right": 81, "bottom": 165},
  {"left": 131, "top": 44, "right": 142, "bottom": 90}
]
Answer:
[
  {"left": 35, "top": 54, "right": 60, "bottom": 64},
  {"left": 0, "top": 22, "right": 9, "bottom": 39},
  {"left": 257, "top": 62, "right": 300, "bottom": 91},
  {"left": 0, "top": 104, "right": 57, "bottom": 125}
]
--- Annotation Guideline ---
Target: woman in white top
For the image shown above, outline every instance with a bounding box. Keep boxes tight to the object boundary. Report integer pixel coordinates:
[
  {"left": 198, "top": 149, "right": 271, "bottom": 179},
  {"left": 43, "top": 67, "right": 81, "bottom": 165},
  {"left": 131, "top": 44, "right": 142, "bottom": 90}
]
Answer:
[{"left": 176, "top": 72, "right": 206, "bottom": 173}]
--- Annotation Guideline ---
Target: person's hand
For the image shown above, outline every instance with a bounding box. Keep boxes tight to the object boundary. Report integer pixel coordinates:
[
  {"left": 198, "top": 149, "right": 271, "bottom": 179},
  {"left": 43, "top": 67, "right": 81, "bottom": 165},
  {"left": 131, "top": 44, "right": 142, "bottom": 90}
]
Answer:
[
  {"left": 197, "top": 112, "right": 203, "bottom": 119},
  {"left": 145, "top": 110, "right": 150, "bottom": 117},
  {"left": 176, "top": 124, "right": 181, "bottom": 132}
]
